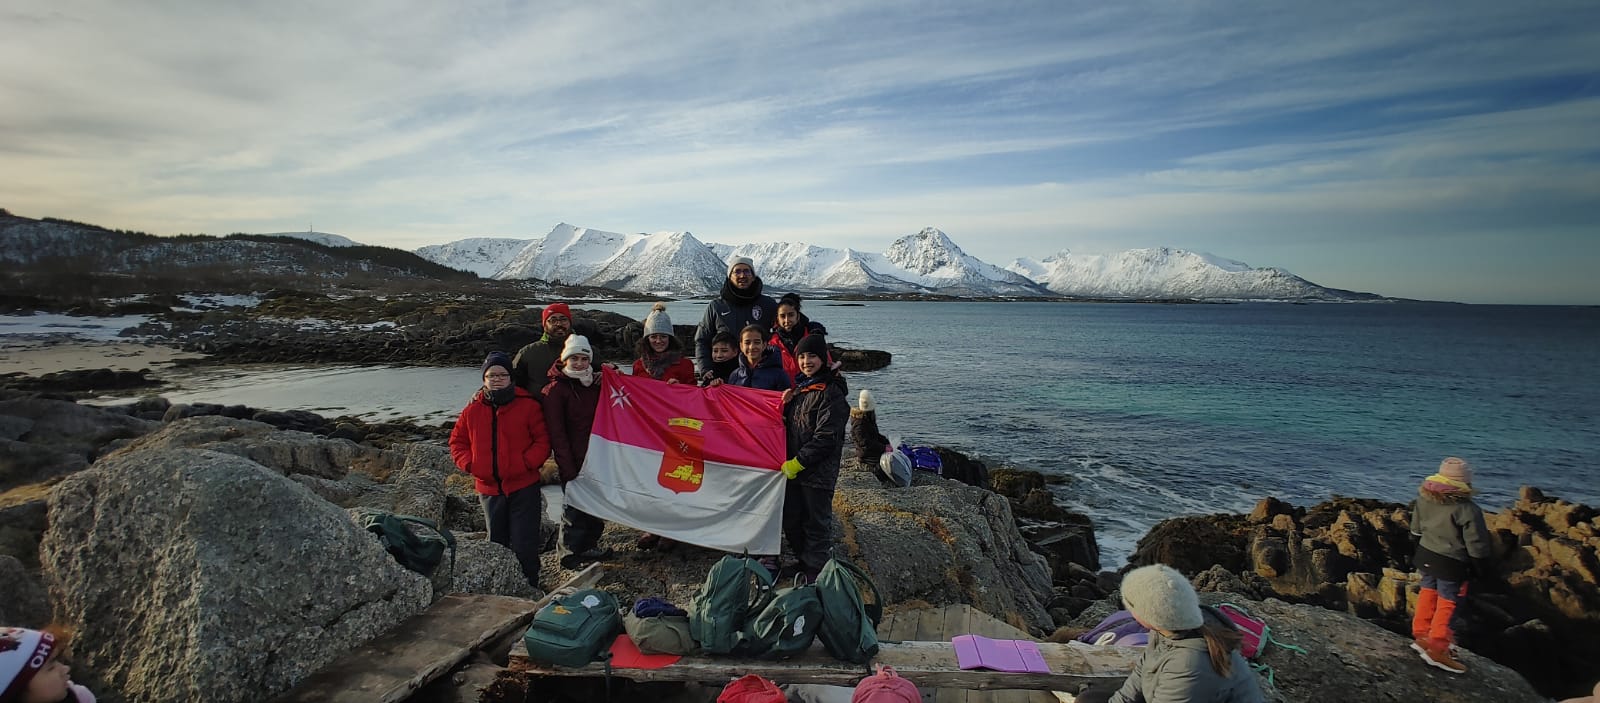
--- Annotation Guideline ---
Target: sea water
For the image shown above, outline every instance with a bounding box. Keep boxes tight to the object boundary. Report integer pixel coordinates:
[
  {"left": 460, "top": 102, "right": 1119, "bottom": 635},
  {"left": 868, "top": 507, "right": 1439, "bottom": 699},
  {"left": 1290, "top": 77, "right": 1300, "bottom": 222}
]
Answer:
[{"left": 124, "top": 300, "right": 1600, "bottom": 565}]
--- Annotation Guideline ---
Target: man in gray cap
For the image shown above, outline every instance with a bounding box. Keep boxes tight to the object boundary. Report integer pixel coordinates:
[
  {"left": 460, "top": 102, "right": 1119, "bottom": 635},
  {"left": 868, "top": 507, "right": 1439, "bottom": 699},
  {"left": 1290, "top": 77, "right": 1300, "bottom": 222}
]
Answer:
[{"left": 694, "top": 256, "right": 778, "bottom": 381}]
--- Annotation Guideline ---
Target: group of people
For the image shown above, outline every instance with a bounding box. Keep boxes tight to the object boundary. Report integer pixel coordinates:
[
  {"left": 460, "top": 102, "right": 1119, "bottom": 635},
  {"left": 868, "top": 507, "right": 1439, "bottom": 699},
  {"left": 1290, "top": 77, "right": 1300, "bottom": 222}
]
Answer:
[{"left": 448, "top": 257, "right": 850, "bottom": 592}]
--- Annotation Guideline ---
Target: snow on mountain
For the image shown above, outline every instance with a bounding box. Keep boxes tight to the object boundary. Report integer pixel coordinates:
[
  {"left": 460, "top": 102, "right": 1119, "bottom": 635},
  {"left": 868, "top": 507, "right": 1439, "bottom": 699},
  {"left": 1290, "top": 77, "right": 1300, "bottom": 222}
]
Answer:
[
  {"left": 415, "top": 237, "right": 536, "bottom": 277},
  {"left": 717, "top": 241, "right": 927, "bottom": 293},
  {"left": 874, "top": 228, "right": 1050, "bottom": 295},
  {"left": 1007, "top": 248, "right": 1368, "bottom": 300},
  {"left": 494, "top": 224, "right": 725, "bottom": 294},
  {"left": 258, "top": 231, "right": 362, "bottom": 247}
]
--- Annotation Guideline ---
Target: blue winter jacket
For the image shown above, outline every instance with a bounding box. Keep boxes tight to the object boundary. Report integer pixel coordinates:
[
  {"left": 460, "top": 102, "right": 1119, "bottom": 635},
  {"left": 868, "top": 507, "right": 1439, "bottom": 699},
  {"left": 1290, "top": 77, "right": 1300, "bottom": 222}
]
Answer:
[{"left": 728, "top": 350, "right": 791, "bottom": 391}]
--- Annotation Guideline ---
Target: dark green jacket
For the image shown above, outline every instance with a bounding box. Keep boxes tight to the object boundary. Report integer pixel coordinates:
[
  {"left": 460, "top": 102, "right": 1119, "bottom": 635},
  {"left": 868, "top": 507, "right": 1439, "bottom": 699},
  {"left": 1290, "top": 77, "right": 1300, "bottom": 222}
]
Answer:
[{"left": 512, "top": 336, "right": 562, "bottom": 395}]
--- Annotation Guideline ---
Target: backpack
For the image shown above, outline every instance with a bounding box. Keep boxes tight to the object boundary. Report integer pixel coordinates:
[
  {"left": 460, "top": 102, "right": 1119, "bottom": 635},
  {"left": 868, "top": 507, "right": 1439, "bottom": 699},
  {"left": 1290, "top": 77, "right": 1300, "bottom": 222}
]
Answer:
[
  {"left": 623, "top": 599, "right": 696, "bottom": 656},
  {"left": 689, "top": 555, "right": 775, "bottom": 655},
  {"left": 897, "top": 444, "right": 942, "bottom": 473},
  {"left": 1074, "top": 609, "right": 1150, "bottom": 647},
  {"left": 876, "top": 452, "right": 912, "bottom": 488},
  {"left": 814, "top": 558, "right": 883, "bottom": 664},
  {"left": 1212, "top": 603, "right": 1305, "bottom": 660},
  {"left": 851, "top": 665, "right": 920, "bottom": 703},
  {"left": 523, "top": 588, "right": 623, "bottom": 668},
  {"left": 352, "top": 508, "right": 456, "bottom": 578},
  {"left": 717, "top": 674, "right": 787, "bottom": 703},
  {"left": 740, "top": 578, "right": 824, "bottom": 658}
]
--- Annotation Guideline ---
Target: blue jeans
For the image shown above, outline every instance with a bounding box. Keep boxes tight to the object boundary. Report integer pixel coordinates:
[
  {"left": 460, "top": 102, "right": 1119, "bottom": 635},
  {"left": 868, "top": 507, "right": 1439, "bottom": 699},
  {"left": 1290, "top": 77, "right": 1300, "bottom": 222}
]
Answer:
[{"left": 1422, "top": 572, "right": 1466, "bottom": 602}]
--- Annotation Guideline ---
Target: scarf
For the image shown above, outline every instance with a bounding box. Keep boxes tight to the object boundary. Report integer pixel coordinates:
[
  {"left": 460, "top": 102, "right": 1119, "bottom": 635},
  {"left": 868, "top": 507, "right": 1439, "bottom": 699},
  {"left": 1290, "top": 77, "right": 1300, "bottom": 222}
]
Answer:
[
  {"left": 641, "top": 350, "right": 682, "bottom": 380},
  {"left": 483, "top": 385, "right": 516, "bottom": 406},
  {"left": 1422, "top": 473, "right": 1474, "bottom": 495},
  {"left": 772, "top": 319, "right": 807, "bottom": 353},
  {"left": 706, "top": 355, "right": 740, "bottom": 384},
  {"left": 719, "top": 276, "right": 763, "bottom": 307},
  {"left": 562, "top": 365, "right": 594, "bottom": 387}
]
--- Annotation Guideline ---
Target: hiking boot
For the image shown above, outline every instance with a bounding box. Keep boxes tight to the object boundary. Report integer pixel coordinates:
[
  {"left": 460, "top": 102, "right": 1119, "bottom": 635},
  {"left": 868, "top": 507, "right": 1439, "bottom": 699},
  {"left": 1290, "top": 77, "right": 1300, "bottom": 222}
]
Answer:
[
  {"left": 558, "top": 547, "right": 614, "bottom": 570},
  {"left": 1410, "top": 638, "right": 1431, "bottom": 657},
  {"left": 1422, "top": 642, "right": 1468, "bottom": 674}
]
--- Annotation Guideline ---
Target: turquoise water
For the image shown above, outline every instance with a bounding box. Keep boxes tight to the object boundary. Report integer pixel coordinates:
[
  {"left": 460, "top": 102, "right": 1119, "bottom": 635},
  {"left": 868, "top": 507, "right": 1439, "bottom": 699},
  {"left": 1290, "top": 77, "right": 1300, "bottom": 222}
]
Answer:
[{"left": 142, "top": 300, "right": 1600, "bottom": 564}]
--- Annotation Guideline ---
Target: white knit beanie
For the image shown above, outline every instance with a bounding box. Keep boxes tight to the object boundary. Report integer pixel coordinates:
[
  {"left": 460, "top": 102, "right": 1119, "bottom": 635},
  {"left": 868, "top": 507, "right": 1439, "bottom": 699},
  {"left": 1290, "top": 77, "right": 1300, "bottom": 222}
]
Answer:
[
  {"left": 727, "top": 256, "right": 755, "bottom": 278},
  {"left": 858, "top": 389, "right": 876, "bottom": 413},
  {"left": 1120, "top": 564, "right": 1203, "bottom": 631},
  {"left": 643, "top": 302, "right": 673, "bottom": 337},
  {"left": 0, "top": 627, "right": 56, "bottom": 700},
  {"left": 560, "top": 334, "right": 593, "bottom": 361}
]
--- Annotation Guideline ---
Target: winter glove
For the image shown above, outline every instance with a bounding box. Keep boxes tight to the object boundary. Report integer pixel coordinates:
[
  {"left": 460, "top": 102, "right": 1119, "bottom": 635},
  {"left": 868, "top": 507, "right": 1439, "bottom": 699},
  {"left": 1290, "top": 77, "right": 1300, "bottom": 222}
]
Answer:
[{"left": 780, "top": 458, "right": 806, "bottom": 480}]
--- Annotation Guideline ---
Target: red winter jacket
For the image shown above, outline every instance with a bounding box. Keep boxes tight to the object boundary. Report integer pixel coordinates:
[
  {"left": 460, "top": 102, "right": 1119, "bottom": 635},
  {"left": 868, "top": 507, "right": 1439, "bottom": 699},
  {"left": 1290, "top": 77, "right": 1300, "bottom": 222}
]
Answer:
[
  {"left": 449, "top": 387, "right": 550, "bottom": 496},
  {"left": 542, "top": 366, "right": 602, "bottom": 483},
  {"left": 632, "top": 355, "right": 697, "bottom": 385}
]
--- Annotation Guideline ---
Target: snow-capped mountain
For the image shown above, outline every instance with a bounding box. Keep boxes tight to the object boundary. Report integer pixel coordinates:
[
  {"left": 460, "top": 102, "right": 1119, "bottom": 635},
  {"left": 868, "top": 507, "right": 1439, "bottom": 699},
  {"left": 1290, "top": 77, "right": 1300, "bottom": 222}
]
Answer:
[
  {"left": 1007, "top": 248, "right": 1376, "bottom": 301},
  {"left": 415, "top": 237, "right": 536, "bottom": 278},
  {"left": 258, "top": 231, "right": 362, "bottom": 248},
  {"left": 873, "top": 228, "right": 1050, "bottom": 296},
  {"left": 711, "top": 241, "right": 928, "bottom": 293},
  {"left": 493, "top": 224, "right": 725, "bottom": 294}
]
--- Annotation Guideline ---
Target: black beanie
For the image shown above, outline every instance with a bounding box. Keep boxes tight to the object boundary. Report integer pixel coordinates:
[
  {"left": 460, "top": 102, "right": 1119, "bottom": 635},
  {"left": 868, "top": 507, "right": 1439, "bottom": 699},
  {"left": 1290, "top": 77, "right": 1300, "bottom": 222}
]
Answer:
[
  {"left": 481, "top": 351, "right": 513, "bottom": 375},
  {"left": 794, "top": 334, "right": 828, "bottom": 360}
]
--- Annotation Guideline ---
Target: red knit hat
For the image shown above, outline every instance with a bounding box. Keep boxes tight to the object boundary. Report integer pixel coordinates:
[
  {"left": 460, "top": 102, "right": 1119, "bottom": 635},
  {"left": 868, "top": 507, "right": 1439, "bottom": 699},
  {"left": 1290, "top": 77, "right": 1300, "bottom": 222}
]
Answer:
[
  {"left": 0, "top": 627, "right": 56, "bottom": 701},
  {"left": 541, "top": 302, "right": 571, "bottom": 324}
]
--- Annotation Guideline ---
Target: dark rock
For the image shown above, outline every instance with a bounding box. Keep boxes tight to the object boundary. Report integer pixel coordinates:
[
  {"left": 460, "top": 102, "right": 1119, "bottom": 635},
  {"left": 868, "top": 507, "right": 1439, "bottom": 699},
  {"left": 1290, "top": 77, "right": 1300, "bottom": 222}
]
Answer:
[
  {"left": 0, "top": 554, "right": 50, "bottom": 627},
  {"left": 833, "top": 346, "right": 891, "bottom": 372},
  {"left": 0, "top": 498, "right": 48, "bottom": 569},
  {"left": 0, "top": 368, "right": 162, "bottom": 393},
  {"left": 1129, "top": 515, "right": 1248, "bottom": 574},
  {"left": 1248, "top": 496, "right": 1295, "bottom": 523}
]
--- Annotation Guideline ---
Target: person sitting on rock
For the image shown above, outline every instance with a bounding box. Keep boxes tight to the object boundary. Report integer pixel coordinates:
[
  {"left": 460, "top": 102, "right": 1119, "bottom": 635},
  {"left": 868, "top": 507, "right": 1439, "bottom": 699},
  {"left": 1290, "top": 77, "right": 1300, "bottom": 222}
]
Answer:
[
  {"left": 541, "top": 335, "right": 614, "bottom": 570},
  {"left": 632, "top": 302, "right": 695, "bottom": 385},
  {"left": 768, "top": 293, "right": 827, "bottom": 381},
  {"left": 1086, "top": 564, "right": 1263, "bottom": 703},
  {"left": 725, "top": 324, "right": 791, "bottom": 392},
  {"left": 849, "top": 389, "right": 891, "bottom": 471},
  {"left": 700, "top": 331, "right": 740, "bottom": 387},
  {"left": 449, "top": 351, "right": 551, "bottom": 592},
  {"left": 512, "top": 302, "right": 574, "bottom": 395},
  {"left": 0, "top": 627, "right": 96, "bottom": 703},
  {"left": 693, "top": 257, "right": 777, "bottom": 379},
  {"left": 1409, "top": 456, "right": 1495, "bottom": 675},
  {"left": 778, "top": 334, "right": 851, "bottom": 583}
]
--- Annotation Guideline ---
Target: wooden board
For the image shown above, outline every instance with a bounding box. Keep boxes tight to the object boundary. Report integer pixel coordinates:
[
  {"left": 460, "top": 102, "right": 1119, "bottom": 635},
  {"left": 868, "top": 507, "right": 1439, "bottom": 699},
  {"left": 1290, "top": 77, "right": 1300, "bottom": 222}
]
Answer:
[
  {"left": 272, "top": 564, "right": 603, "bottom": 703},
  {"left": 508, "top": 637, "right": 1139, "bottom": 692}
]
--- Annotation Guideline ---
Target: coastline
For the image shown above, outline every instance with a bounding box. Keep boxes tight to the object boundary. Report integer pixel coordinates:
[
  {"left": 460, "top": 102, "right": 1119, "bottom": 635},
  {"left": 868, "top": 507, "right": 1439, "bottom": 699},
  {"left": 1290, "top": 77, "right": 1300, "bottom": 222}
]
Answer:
[{"left": 0, "top": 338, "right": 205, "bottom": 376}]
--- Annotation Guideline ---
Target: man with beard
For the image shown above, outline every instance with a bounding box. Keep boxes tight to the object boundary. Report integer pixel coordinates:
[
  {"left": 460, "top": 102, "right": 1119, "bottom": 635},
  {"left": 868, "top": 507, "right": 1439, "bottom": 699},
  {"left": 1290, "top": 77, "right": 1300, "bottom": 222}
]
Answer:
[
  {"left": 694, "top": 257, "right": 778, "bottom": 382},
  {"left": 512, "top": 302, "right": 573, "bottom": 395}
]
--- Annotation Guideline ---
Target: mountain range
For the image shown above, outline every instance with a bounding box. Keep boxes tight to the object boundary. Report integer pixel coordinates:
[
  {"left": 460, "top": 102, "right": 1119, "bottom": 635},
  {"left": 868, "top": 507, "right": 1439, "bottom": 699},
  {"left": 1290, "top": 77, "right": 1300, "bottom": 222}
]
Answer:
[{"left": 415, "top": 223, "right": 1379, "bottom": 301}]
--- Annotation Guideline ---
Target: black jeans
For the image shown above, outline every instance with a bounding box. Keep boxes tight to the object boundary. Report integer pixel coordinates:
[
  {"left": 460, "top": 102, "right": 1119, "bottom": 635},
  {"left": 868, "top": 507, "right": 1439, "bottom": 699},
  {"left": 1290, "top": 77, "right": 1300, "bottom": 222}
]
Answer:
[
  {"left": 560, "top": 504, "right": 607, "bottom": 556},
  {"left": 481, "top": 485, "right": 542, "bottom": 588},
  {"left": 782, "top": 482, "right": 835, "bottom": 574}
]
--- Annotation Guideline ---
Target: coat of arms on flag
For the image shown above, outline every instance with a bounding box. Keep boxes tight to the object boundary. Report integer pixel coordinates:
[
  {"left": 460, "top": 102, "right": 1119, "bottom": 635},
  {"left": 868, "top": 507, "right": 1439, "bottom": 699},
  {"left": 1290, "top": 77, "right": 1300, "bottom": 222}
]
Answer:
[{"left": 564, "top": 367, "right": 787, "bottom": 553}]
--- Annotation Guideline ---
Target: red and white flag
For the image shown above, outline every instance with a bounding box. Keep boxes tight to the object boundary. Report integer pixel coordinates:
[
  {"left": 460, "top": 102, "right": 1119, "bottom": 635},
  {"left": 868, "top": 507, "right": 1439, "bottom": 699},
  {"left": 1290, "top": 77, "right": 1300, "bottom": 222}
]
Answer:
[{"left": 564, "top": 366, "right": 787, "bottom": 553}]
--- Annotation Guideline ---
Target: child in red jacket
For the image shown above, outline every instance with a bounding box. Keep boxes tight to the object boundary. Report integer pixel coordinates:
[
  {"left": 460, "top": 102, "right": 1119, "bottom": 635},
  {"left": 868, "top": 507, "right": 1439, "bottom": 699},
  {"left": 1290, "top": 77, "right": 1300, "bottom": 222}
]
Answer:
[{"left": 449, "top": 351, "right": 551, "bottom": 591}]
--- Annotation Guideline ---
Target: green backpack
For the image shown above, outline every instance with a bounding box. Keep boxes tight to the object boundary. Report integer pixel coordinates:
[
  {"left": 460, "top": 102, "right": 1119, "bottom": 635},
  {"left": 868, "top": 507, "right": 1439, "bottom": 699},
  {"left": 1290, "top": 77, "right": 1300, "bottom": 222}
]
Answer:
[
  {"left": 523, "top": 588, "right": 623, "bottom": 668},
  {"left": 352, "top": 508, "right": 456, "bottom": 578},
  {"left": 688, "top": 555, "right": 774, "bottom": 655},
  {"left": 740, "top": 578, "right": 824, "bottom": 658},
  {"left": 814, "top": 557, "right": 883, "bottom": 664}
]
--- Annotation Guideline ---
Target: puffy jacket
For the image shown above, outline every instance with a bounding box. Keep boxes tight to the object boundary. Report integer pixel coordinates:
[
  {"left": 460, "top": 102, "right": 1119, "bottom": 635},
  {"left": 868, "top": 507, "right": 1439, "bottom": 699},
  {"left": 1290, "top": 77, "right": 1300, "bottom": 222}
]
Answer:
[
  {"left": 729, "top": 350, "right": 792, "bottom": 392},
  {"left": 542, "top": 366, "right": 602, "bottom": 483},
  {"left": 1108, "top": 618, "right": 1265, "bottom": 703},
  {"left": 1410, "top": 491, "right": 1493, "bottom": 580},
  {"left": 769, "top": 317, "right": 827, "bottom": 381},
  {"left": 633, "top": 355, "right": 697, "bottom": 385},
  {"left": 693, "top": 280, "right": 778, "bottom": 375},
  {"left": 448, "top": 387, "right": 550, "bottom": 496},
  {"left": 784, "top": 371, "right": 850, "bottom": 491}
]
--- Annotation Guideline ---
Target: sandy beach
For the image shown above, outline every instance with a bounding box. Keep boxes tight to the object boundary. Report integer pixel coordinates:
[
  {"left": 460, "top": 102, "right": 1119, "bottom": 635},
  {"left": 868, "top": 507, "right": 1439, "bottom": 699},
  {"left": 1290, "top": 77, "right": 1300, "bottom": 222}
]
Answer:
[{"left": 0, "top": 338, "right": 205, "bottom": 376}]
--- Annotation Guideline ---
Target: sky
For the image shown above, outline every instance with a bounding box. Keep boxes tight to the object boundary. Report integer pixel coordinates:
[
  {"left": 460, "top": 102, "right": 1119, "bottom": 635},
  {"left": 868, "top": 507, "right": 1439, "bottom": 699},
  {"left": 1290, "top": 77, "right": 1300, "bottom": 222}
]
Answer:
[{"left": 2, "top": 2, "right": 1598, "bottom": 305}]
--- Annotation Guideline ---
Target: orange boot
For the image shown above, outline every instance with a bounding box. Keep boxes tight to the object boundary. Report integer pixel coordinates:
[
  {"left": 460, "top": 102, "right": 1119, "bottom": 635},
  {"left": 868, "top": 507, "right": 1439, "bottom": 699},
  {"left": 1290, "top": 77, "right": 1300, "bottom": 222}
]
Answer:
[
  {"left": 1410, "top": 587, "right": 1438, "bottom": 656},
  {"left": 1424, "top": 597, "right": 1467, "bottom": 673}
]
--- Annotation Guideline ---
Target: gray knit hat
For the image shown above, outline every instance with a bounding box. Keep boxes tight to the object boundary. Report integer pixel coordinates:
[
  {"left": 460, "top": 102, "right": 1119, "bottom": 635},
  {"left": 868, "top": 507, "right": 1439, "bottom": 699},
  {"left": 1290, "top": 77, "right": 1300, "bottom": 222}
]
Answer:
[
  {"left": 727, "top": 256, "right": 754, "bottom": 278},
  {"left": 643, "top": 302, "right": 673, "bottom": 337},
  {"left": 1120, "top": 564, "right": 1203, "bottom": 631}
]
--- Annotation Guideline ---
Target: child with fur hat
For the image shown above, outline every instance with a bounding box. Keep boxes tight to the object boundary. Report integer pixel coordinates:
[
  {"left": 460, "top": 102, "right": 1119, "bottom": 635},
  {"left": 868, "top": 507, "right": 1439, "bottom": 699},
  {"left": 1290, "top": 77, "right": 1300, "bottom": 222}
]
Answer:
[
  {"left": 449, "top": 351, "right": 552, "bottom": 591},
  {"left": 633, "top": 303, "right": 696, "bottom": 385},
  {"left": 1408, "top": 456, "right": 1495, "bottom": 674},
  {"left": 849, "top": 389, "right": 892, "bottom": 473},
  {"left": 1093, "top": 565, "right": 1263, "bottom": 703},
  {"left": 541, "top": 335, "right": 615, "bottom": 569},
  {"left": 1, "top": 627, "right": 95, "bottom": 703}
]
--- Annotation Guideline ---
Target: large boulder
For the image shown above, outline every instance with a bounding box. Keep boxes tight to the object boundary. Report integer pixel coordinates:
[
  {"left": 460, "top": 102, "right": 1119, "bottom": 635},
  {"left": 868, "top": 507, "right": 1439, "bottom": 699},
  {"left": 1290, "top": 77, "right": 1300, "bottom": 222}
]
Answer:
[
  {"left": 0, "top": 395, "right": 158, "bottom": 491},
  {"left": 41, "top": 446, "right": 431, "bottom": 703},
  {"left": 833, "top": 468, "right": 1055, "bottom": 634}
]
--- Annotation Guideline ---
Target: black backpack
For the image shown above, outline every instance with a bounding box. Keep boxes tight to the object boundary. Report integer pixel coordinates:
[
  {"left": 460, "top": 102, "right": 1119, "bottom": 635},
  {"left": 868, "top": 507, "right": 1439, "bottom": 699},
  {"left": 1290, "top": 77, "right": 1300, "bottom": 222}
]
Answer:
[
  {"left": 352, "top": 508, "right": 456, "bottom": 578},
  {"left": 739, "top": 578, "right": 824, "bottom": 658}
]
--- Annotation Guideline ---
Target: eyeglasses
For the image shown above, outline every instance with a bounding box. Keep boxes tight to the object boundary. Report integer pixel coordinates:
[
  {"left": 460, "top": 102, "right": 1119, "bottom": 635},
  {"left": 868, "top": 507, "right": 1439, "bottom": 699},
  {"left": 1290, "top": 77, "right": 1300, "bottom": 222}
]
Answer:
[{"left": 485, "top": 372, "right": 511, "bottom": 379}]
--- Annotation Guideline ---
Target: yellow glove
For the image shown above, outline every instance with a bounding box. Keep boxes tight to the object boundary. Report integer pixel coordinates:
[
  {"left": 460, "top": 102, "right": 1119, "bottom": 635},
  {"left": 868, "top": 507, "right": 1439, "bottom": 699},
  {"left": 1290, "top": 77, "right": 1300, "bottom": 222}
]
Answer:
[{"left": 781, "top": 458, "right": 806, "bottom": 479}]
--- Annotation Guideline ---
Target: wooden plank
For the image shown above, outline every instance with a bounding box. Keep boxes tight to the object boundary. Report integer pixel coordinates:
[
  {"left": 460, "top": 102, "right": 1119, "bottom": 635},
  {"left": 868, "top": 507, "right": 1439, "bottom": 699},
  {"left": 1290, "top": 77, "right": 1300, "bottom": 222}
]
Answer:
[
  {"left": 915, "top": 606, "right": 949, "bottom": 642},
  {"left": 508, "top": 638, "right": 1139, "bottom": 691},
  {"left": 882, "top": 607, "right": 923, "bottom": 643},
  {"left": 273, "top": 563, "right": 604, "bottom": 703}
]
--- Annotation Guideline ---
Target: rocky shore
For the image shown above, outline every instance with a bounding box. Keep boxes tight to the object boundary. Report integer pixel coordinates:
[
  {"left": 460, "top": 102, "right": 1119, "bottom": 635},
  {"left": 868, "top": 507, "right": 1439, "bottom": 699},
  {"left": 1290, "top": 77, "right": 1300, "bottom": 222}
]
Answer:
[{"left": 2, "top": 383, "right": 1587, "bottom": 701}]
